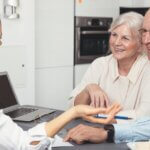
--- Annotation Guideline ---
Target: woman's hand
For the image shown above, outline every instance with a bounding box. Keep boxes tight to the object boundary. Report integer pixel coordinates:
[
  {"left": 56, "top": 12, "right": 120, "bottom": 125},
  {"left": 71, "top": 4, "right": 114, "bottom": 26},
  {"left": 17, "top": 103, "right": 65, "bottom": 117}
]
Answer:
[
  {"left": 73, "top": 103, "right": 121, "bottom": 124},
  {"left": 85, "top": 84, "right": 110, "bottom": 108},
  {"left": 82, "top": 103, "right": 122, "bottom": 124}
]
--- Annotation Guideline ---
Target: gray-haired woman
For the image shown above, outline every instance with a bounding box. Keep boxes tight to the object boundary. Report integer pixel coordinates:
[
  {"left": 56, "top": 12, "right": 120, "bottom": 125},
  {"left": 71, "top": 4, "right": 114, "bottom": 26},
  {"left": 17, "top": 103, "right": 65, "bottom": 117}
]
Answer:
[{"left": 69, "top": 12, "right": 150, "bottom": 119}]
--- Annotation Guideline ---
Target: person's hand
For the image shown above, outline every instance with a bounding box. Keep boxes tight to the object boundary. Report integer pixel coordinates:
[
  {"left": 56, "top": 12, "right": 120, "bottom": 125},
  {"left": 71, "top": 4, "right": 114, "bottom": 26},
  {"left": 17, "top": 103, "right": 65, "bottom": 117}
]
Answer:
[
  {"left": 73, "top": 103, "right": 121, "bottom": 124},
  {"left": 64, "top": 124, "right": 107, "bottom": 144},
  {"left": 82, "top": 103, "right": 121, "bottom": 124},
  {"left": 85, "top": 84, "right": 110, "bottom": 108},
  {"left": 73, "top": 104, "right": 109, "bottom": 118}
]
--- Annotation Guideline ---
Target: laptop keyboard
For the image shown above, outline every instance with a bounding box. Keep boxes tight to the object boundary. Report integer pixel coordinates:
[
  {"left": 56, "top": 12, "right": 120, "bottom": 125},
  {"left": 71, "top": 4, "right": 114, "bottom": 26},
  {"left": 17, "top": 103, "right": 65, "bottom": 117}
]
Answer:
[{"left": 5, "top": 108, "right": 38, "bottom": 118}]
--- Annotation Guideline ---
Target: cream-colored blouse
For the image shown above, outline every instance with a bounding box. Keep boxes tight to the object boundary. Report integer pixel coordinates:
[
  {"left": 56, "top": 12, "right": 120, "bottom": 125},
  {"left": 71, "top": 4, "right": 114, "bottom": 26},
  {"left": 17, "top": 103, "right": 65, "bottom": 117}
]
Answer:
[{"left": 69, "top": 54, "right": 150, "bottom": 119}]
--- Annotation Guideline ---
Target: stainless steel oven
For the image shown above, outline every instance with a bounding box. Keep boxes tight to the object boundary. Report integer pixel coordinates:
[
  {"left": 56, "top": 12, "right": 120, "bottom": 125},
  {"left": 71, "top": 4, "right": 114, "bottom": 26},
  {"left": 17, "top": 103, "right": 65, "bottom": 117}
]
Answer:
[{"left": 75, "top": 16, "right": 112, "bottom": 64}]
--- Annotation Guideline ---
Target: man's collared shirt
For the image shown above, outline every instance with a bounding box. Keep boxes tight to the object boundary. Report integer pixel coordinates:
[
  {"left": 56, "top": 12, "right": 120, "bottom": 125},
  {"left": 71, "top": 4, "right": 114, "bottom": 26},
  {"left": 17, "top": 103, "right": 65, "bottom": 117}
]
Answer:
[{"left": 114, "top": 117, "right": 150, "bottom": 143}]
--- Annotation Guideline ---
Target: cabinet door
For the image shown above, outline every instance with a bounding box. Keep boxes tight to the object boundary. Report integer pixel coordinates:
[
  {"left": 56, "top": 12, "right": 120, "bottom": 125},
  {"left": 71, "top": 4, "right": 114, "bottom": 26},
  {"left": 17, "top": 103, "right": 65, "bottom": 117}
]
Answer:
[
  {"left": 35, "top": 66, "right": 73, "bottom": 110},
  {"left": 0, "top": 45, "right": 26, "bottom": 87},
  {"left": 0, "top": 0, "right": 35, "bottom": 105},
  {"left": 35, "top": 0, "right": 74, "bottom": 68},
  {"left": 74, "top": 64, "right": 89, "bottom": 87},
  {"left": 132, "top": 0, "right": 150, "bottom": 7},
  {"left": 75, "top": 0, "right": 118, "bottom": 18},
  {"left": 143, "top": 0, "right": 150, "bottom": 6},
  {"left": 118, "top": 0, "right": 132, "bottom": 7}
]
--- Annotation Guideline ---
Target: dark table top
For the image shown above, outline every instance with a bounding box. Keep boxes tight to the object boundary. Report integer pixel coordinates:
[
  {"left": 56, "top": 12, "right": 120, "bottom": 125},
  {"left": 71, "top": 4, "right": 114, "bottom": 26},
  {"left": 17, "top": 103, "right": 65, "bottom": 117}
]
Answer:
[{"left": 15, "top": 110, "right": 129, "bottom": 150}]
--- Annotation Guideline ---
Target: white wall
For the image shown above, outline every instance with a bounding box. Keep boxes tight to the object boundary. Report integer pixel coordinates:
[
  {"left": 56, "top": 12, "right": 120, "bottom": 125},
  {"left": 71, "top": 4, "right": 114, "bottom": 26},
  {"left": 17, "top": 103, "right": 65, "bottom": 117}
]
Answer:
[
  {"left": 74, "top": 64, "right": 89, "bottom": 87},
  {"left": 118, "top": 0, "right": 132, "bottom": 7},
  {"left": 0, "top": 0, "right": 35, "bottom": 105},
  {"left": 132, "top": 0, "right": 150, "bottom": 7},
  {"left": 119, "top": 0, "right": 150, "bottom": 7},
  {"left": 143, "top": 0, "right": 150, "bottom": 6},
  {"left": 75, "top": 0, "right": 119, "bottom": 19}
]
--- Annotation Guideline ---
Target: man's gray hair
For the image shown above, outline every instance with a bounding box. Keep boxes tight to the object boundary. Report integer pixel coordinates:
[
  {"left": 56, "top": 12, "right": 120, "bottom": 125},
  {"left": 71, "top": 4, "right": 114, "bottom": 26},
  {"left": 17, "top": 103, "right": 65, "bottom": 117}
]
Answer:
[{"left": 109, "top": 12, "right": 144, "bottom": 39}]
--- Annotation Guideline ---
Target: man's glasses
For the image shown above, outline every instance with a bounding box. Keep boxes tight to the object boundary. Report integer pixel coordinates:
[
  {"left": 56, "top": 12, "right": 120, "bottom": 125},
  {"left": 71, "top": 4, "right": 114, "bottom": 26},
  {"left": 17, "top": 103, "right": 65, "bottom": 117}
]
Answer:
[{"left": 139, "top": 28, "right": 150, "bottom": 37}]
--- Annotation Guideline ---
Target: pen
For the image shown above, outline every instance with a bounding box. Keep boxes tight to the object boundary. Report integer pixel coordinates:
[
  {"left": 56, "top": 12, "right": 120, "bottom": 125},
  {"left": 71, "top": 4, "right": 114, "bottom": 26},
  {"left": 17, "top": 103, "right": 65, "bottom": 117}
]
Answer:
[{"left": 96, "top": 114, "right": 132, "bottom": 120}]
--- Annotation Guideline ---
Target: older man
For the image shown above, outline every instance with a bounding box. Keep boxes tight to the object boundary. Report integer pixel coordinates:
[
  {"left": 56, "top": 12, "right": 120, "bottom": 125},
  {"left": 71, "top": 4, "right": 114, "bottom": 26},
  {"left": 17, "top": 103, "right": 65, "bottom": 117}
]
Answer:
[
  {"left": 64, "top": 9, "right": 150, "bottom": 144},
  {"left": 142, "top": 9, "right": 150, "bottom": 59}
]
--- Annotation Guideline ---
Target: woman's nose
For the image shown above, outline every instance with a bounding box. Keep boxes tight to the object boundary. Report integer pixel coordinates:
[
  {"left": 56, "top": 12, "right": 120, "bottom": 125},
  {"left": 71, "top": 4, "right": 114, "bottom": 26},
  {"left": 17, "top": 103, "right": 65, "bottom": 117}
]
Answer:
[{"left": 114, "top": 37, "right": 122, "bottom": 45}]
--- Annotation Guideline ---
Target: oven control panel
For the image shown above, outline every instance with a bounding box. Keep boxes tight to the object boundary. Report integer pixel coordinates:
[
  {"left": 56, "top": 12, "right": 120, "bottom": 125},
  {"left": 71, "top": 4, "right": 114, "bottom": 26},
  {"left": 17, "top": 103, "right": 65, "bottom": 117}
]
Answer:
[{"left": 76, "top": 16, "right": 112, "bottom": 29}]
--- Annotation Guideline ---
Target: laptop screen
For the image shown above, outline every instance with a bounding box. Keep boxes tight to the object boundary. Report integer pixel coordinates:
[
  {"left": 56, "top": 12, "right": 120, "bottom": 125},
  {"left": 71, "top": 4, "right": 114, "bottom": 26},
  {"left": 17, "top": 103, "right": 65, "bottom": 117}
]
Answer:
[{"left": 0, "top": 74, "right": 18, "bottom": 109}]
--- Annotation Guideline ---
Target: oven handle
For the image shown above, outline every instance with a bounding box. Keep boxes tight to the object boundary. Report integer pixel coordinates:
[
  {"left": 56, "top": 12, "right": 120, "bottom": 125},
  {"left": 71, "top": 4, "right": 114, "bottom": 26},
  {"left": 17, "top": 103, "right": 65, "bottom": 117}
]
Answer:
[{"left": 81, "top": 31, "right": 110, "bottom": 34}]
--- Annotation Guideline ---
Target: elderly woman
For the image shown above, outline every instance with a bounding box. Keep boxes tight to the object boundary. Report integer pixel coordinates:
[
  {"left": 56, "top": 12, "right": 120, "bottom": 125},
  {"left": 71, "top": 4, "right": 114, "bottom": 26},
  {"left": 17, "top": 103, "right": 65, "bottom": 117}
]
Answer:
[{"left": 69, "top": 12, "right": 150, "bottom": 119}]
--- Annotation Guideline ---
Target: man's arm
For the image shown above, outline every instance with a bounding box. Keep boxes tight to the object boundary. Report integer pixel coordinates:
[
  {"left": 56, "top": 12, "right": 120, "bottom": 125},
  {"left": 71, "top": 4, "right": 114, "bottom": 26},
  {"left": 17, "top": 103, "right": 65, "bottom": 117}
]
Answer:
[
  {"left": 64, "top": 124, "right": 108, "bottom": 144},
  {"left": 64, "top": 117, "right": 150, "bottom": 144},
  {"left": 114, "top": 117, "right": 150, "bottom": 143}
]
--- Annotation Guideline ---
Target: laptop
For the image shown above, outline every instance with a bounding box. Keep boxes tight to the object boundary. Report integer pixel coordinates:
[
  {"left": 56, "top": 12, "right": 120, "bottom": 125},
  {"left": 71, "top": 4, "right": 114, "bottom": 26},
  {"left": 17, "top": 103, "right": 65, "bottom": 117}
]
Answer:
[{"left": 0, "top": 72, "right": 55, "bottom": 122}]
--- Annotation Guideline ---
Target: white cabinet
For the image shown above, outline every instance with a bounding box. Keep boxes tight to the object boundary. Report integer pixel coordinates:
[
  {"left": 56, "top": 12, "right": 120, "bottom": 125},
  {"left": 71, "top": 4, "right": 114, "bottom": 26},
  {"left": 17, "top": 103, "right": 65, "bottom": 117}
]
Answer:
[
  {"left": 35, "top": 67, "right": 73, "bottom": 110},
  {"left": 74, "top": 64, "right": 89, "bottom": 87},
  {"left": 75, "top": 0, "right": 118, "bottom": 19},
  {"left": 0, "top": 0, "right": 35, "bottom": 105},
  {"left": 35, "top": 0, "right": 74, "bottom": 68},
  {"left": 119, "top": 0, "right": 150, "bottom": 7},
  {"left": 0, "top": 45, "right": 26, "bottom": 87},
  {"left": 35, "top": 0, "right": 74, "bottom": 110},
  {"left": 143, "top": 0, "right": 150, "bottom": 6},
  {"left": 132, "top": 0, "right": 150, "bottom": 7},
  {"left": 118, "top": 0, "right": 132, "bottom": 7}
]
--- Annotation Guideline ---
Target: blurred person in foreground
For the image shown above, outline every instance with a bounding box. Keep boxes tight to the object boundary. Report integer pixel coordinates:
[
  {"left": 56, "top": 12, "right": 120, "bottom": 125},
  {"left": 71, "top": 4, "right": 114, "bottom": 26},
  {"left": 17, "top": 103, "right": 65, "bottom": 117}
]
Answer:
[{"left": 0, "top": 18, "right": 122, "bottom": 150}]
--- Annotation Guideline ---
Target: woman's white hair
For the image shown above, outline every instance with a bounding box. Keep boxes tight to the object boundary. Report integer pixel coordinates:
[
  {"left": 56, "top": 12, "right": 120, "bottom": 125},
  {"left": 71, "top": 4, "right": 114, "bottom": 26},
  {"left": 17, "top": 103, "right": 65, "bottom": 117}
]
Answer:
[{"left": 109, "top": 11, "right": 144, "bottom": 40}]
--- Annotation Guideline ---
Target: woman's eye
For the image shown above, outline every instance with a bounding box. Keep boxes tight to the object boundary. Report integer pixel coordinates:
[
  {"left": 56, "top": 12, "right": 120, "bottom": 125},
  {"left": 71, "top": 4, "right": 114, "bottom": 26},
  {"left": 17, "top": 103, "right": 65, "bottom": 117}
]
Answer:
[
  {"left": 122, "top": 36, "right": 130, "bottom": 41},
  {"left": 111, "top": 33, "right": 117, "bottom": 37}
]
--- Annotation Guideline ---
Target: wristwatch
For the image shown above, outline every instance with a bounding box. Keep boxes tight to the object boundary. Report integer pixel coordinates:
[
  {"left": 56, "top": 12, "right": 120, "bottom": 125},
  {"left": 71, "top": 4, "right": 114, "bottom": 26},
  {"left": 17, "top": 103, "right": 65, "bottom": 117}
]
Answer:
[{"left": 104, "top": 124, "right": 114, "bottom": 143}]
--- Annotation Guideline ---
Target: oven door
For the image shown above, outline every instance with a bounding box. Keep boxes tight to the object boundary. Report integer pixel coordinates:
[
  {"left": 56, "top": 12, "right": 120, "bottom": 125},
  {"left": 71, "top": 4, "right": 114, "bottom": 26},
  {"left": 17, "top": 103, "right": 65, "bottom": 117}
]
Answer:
[{"left": 75, "top": 27, "right": 110, "bottom": 64}]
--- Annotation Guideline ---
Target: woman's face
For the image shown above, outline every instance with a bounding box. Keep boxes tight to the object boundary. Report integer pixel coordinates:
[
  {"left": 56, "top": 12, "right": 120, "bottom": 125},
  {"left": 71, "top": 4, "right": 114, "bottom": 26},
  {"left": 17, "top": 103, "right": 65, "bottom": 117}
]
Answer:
[{"left": 109, "top": 24, "right": 140, "bottom": 62}]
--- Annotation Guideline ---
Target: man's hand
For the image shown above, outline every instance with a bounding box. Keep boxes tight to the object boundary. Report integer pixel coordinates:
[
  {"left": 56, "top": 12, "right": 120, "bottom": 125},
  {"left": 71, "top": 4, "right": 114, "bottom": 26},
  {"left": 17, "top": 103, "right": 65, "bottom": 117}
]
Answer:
[{"left": 64, "top": 124, "right": 107, "bottom": 144}]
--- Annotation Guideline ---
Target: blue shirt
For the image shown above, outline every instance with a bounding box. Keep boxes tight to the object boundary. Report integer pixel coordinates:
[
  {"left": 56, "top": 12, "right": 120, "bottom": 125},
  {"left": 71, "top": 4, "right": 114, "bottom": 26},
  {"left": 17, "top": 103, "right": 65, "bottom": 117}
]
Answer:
[{"left": 114, "top": 117, "right": 150, "bottom": 143}]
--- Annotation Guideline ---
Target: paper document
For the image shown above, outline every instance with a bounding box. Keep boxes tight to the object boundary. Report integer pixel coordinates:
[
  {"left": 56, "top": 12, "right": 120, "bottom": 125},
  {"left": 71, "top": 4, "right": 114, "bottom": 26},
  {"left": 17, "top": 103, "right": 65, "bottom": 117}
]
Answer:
[
  {"left": 127, "top": 141, "right": 150, "bottom": 150},
  {"left": 127, "top": 142, "right": 136, "bottom": 150},
  {"left": 52, "top": 135, "right": 73, "bottom": 147}
]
